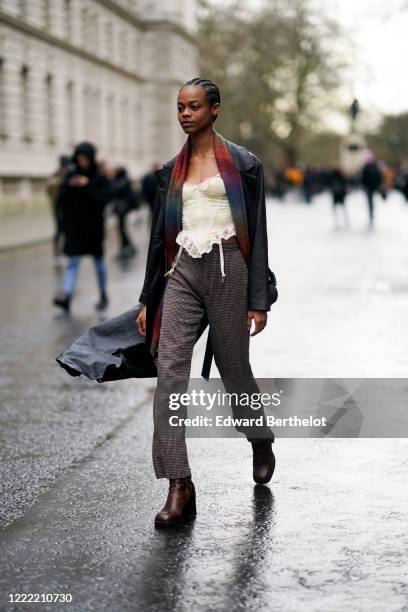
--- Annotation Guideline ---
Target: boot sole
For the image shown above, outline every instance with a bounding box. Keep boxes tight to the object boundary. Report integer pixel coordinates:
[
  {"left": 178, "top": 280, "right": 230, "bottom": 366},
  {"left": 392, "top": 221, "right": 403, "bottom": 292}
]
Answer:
[
  {"left": 154, "top": 513, "right": 197, "bottom": 529},
  {"left": 253, "top": 474, "right": 273, "bottom": 485},
  {"left": 154, "top": 492, "right": 197, "bottom": 528}
]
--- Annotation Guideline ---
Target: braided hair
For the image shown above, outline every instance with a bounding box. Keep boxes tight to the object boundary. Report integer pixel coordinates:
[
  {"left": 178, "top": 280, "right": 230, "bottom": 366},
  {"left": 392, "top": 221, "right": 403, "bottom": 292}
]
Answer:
[{"left": 180, "top": 78, "right": 220, "bottom": 122}]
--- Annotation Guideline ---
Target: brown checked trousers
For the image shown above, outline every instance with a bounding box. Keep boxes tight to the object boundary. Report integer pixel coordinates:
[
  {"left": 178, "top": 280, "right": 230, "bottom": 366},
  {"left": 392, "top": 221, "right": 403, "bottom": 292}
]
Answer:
[{"left": 152, "top": 242, "right": 274, "bottom": 479}]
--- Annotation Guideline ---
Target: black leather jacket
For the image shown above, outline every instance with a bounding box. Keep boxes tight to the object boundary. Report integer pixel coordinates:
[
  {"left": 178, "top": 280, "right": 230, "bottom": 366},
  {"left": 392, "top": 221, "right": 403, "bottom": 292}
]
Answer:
[{"left": 139, "top": 137, "right": 271, "bottom": 379}]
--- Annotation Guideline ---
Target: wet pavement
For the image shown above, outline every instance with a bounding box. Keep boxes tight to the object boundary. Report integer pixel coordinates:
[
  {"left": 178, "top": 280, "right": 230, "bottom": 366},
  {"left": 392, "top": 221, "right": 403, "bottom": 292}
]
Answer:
[{"left": 1, "top": 192, "right": 408, "bottom": 611}]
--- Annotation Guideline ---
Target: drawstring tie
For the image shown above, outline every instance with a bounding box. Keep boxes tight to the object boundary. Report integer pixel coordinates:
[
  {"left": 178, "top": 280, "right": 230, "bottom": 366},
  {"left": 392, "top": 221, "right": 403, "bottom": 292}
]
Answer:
[
  {"left": 164, "top": 244, "right": 183, "bottom": 277},
  {"left": 219, "top": 241, "right": 226, "bottom": 283},
  {"left": 164, "top": 242, "right": 226, "bottom": 283}
]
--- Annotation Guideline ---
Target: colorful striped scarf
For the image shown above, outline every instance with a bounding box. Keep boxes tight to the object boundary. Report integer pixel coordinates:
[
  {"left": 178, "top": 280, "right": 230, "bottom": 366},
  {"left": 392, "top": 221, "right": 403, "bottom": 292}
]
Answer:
[{"left": 150, "top": 129, "right": 250, "bottom": 361}]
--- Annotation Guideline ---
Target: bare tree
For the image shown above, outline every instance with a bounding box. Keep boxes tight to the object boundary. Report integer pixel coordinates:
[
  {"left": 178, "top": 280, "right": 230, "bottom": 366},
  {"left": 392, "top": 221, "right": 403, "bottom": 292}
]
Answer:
[{"left": 198, "top": 0, "right": 346, "bottom": 164}]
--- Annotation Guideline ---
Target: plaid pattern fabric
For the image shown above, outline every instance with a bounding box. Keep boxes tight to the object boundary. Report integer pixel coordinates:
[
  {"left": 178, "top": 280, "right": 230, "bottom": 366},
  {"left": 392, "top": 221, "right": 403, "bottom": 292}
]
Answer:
[
  {"left": 150, "top": 129, "right": 251, "bottom": 362},
  {"left": 152, "top": 243, "right": 274, "bottom": 479}
]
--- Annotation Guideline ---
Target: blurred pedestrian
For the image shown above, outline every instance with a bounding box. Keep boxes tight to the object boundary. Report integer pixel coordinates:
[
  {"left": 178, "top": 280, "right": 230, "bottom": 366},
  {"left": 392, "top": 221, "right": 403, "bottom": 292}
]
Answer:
[
  {"left": 274, "top": 163, "right": 288, "bottom": 200},
  {"left": 53, "top": 142, "right": 112, "bottom": 313},
  {"left": 46, "top": 155, "right": 71, "bottom": 267},
  {"left": 285, "top": 164, "right": 304, "bottom": 202},
  {"left": 381, "top": 162, "right": 396, "bottom": 198},
  {"left": 111, "top": 166, "right": 139, "bottom": 260},
  {"left": 361, "top": 151, "right": 382, "bottom": 227},
  {"left": 141, "top": 163, "right": 160, "bottom": 222},
  {"left": 394, "top": 161, "right": 408, "bottom": 202},
  {"left": 328, "top": 166, "right": 349, "bottom": 228}
]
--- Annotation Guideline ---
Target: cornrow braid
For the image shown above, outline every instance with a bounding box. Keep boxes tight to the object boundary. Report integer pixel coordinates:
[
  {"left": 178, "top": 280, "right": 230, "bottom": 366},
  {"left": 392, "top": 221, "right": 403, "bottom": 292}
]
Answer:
[{"left": 180, "top": 77, "right": 220, "bottom": 122}]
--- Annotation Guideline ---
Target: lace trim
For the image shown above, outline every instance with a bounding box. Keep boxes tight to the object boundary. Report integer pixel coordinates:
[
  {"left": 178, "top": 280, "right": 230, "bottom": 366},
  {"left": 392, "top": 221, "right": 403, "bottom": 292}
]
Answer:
[{"left": 175, "top": 227, "right": 237, "bottom": 258}]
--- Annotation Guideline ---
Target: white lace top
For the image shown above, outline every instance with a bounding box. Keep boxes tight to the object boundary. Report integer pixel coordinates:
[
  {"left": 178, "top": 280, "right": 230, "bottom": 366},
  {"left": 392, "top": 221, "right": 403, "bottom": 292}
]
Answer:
[
  {"left": 178, "top": 173, "right": 236, "bottom": 254},
  {"left": 164, "top": 173, "right": 236, "bottom": 282}
]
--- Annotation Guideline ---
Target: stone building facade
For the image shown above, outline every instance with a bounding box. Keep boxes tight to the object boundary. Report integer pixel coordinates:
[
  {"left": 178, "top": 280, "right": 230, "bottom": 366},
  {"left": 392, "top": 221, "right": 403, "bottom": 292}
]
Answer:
[{"left": 0, "top": 0, "right": 198, "bottom": 212}]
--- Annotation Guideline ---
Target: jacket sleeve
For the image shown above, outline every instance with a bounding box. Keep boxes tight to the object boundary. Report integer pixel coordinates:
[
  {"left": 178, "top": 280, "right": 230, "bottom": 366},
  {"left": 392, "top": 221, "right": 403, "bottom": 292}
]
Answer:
[
  {"left": 248, "top": 161, "right": 271, "bottom": 311},
  {"left": 138, "top": 187, "right": 163, "bottom": 305}
]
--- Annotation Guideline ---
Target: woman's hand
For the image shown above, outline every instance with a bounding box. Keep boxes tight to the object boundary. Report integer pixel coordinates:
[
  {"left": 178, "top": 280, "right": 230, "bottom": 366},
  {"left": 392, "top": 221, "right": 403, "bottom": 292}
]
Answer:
[
  {"left": 69, "top": 175, "right": 89, "bottom": 187},
  {"left": 246, "top": 310, "right": 267, "bottom": 336},
  {"left": 136, "top": 305, "right": 147, "bottom": 336}
]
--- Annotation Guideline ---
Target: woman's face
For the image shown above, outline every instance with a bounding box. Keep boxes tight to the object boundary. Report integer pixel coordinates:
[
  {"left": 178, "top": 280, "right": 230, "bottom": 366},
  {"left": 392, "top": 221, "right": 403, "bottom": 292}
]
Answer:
[
  {"left": 177, "top": 85, "right": 219, "bottom": 134},
  {"left": 76, "top": 153, "right": 91, "bottom": 170}
]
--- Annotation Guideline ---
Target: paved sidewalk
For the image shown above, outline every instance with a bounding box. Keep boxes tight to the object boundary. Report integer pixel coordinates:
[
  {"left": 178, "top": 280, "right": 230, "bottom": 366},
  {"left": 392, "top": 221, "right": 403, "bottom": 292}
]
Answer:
[
  {"left": 189, "top": 189, "right": 408, "bottom": 378},
  {"left": 1, "top": 189, "right": 408, "bottom": 611},
  {"left": 0, "top": 207, "right": 54, "bottom": 252},
  {"left": 0, "top": 207, "right": 148, "bottom": 253}
]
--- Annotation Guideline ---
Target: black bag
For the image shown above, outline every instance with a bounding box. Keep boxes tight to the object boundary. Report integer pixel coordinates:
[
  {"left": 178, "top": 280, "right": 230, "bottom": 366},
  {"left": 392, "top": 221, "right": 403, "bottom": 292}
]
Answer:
[{"left": 267, "top": 267, "right": 278, "bottom": 305}]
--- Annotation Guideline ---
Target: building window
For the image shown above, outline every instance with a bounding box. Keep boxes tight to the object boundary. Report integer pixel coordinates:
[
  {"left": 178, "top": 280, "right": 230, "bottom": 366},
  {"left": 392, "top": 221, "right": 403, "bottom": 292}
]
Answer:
[
  {"left": 41, "top": 0, "right": 51, "bottom": 30},
  {"left": 106, "top": 93, "right": 115, "bottom": 153},
  {"left": 62, "top": 0, "right": 72, "bottom": 40},
  {"left": 81, "top": 7, "right": 89, "bottom": 48},
  {"left": 19, "top": 0, "right": 28, "bottom": 19},
  {"left": 0, "top": 58, "right": 7, "bottom": 139},
  {"left": 120, "top": 96, "right": 129, "bottom": 154},
  {"left": 82, "top": 86, "right": 99, "bottom": 142},
  {"left": 133, "top": 34, "right": 139, "bottom": 67},
  {"left": 66, "top": 80, "right": 74, "bottom": 146},
  {"left": 105, "top": 21, "right": 113, "bottom": 59},
  {"left": 119, "top": 28, "right": 127, "bottom": 64},
  {"left": 81, "top": 8, "right": 99, "bottom": 54},
  {"left": 93, "top": 88, "right": 101, "bottom": 143},
  {"left": 83, "top": 85, "right": 90, "bottom": 139},
  {"left": 92, "top": 13, "right": 100, "bottom": 54},
  {"left": 45, "top": 74, "right": 55, "bottom": 145},
  {"left": 20, "top": 65, "right": 32, "bottom": 142},
  {"left": 133, "top": 100, "right": 142, "bottom": 157}
]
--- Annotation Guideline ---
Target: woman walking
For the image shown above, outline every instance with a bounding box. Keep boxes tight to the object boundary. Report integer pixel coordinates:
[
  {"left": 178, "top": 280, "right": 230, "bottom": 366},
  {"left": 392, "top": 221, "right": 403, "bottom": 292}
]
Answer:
[{"left": 136, "top": 78, "right": 275, "bottom": 528}]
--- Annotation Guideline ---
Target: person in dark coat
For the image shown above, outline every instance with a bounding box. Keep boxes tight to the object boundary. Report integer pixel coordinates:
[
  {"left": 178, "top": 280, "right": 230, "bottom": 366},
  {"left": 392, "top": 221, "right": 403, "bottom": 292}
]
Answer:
[
  {"left": 53, "top": 141, "right": 112, "bottom": 312},
  {"left": 361, "top": 151, "right": 382, "bottom": 227},
  {"left": 141, "top": 164, "right": 160, "bottom": 222},
  {"left": 328, "top": 166, "right": 349, "bottom": 228},
  {"left": 46, "top": 155, "right": 72, "bottom": 266},
  {"left": 111, "top": 166, "right": 138, "bottom": 260},
  {"left": 394, "top": 162, "right": 408, "bottom": 202}
]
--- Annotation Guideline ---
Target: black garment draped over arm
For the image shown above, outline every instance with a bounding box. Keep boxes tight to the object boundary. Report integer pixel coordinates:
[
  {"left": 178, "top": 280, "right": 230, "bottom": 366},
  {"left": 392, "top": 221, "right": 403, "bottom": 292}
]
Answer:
[
  {"left": 246, "top": 160, "right": 271, "bottom": 312},
  {"left": 139, "top": 187, "right": 164, "bottom": 305}
]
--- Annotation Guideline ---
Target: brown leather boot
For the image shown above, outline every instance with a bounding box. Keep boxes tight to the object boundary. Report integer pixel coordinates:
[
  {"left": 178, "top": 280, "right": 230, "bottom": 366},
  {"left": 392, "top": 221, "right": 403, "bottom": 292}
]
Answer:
[
  {"left": 154, "top": 477, "right": 196, "bottom": 528},
  {"left": 252, "top": 439, "right": 275, "bottom": 484}
]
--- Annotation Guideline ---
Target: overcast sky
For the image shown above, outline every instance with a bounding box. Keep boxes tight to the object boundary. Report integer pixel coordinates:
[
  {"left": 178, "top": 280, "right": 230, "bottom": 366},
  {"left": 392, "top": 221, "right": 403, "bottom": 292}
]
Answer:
[{"left": 325, "top": 0, "right": 408, "bottom": 120}]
